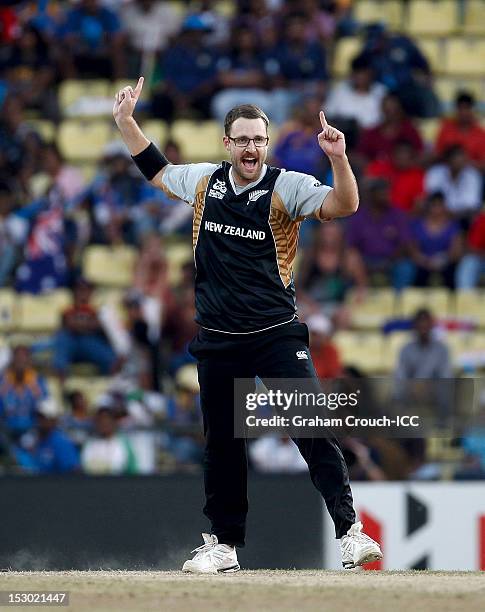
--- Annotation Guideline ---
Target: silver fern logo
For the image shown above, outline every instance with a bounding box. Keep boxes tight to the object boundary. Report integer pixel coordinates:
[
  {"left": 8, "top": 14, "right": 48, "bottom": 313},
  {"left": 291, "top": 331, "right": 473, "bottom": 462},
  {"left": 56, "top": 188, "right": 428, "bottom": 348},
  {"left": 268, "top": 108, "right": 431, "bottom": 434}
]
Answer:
[{"left": 246, "top": 189, "right": 269, "bottom": 205}]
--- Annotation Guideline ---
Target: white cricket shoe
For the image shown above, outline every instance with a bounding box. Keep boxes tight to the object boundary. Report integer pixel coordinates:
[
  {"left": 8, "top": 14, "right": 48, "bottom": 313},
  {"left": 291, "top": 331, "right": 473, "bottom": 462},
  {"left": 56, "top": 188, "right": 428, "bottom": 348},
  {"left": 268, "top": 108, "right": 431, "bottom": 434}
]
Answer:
[
  {"left": 182, "top": 533, "right": 240, "bottom": 574},
  {"left": 340, "top": 521, "right": 383, "bottom": 569}
]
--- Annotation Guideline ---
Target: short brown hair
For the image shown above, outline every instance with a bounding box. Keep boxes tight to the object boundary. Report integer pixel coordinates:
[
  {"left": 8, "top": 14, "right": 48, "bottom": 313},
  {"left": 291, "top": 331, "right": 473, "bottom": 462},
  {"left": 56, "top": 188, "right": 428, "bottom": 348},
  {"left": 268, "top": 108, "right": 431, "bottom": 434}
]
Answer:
[{"left": 224, "top": 104, "right": 269, "bottom": 136}]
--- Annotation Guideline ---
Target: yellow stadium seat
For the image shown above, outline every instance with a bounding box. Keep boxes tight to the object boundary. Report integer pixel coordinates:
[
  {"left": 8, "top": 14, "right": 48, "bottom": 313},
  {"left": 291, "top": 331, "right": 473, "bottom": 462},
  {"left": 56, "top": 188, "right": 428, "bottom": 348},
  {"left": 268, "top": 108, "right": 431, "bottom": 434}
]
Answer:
[
  {"left": 444, "top": 38, "right": 485, "bottom": 76},
  {"left": 434, "top": 78, "right": 483, "bottom": 106},
  {"left": 332, "top": 37, "right": 362, "bottom": 77},
  {"left": 418, "top": 118, "right": 440, "bottom": 144},
  {"left": 416, "top": 38, "right": 443, "bottom": 73},
  {"left": 17, "top": 291, "right": 70, "bottom": 333},
  {"left": 384, "top": 331, "right": 410, "bottom": 367},
  {"left": 171, "top": 120, "right": 224, "bottom": 162},
  {"left": 0, "top": 289, "right": 18, "bottom": 332},
  {"left": 63, "top": 376, "right": 112, "bottom": 407},
  {"left": 345, "top": 288, "right": 396, "bottom": 329},
  {"left": 140, "top": 120, "right": 169, "bottom": 147},
  {"left": 59, "top": 79, "right": 110, "bottom": 112},
  {"left": 57, "top": 119, "right": 112, "bottom": 162},
  {"left": 354, "top": 0, "right": 403, "bottom": 29},
  {"left": 463, "top": 0, "right": 485, "bottom": 34},
  {"left": 83, "top": 245, "right": 137, "bottom": 287},
  {"left": 406, "top": 1, "right": 457, "bottom": 36},
  {"left": 215, "top": 0, "right": 236, "bottom": 18},
  {"left": 165, "top": 241, "right": 194, "bottom": 285},
  {"left": 334, "top": 331, "right": 384, "bottom": 373},
  {"left": 398, "top": 288, "right": 451, "bottom": 318},
  {"left": 24, "top": 120, "right": 56, "bottom": 142},
  {"left": 455, "top": 290, "right": 485, "bottom": 327}
]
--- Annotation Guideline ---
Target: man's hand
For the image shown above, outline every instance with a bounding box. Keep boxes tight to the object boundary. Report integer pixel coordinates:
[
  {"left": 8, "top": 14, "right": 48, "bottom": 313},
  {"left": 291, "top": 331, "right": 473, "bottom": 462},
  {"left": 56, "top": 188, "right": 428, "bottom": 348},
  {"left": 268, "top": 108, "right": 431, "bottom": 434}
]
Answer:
[
  {"left": 317, "top": 110, "right": 346, "bottom": 159},
  {"left": 113, "top": 76, "right": 144, "bottom": 126}
]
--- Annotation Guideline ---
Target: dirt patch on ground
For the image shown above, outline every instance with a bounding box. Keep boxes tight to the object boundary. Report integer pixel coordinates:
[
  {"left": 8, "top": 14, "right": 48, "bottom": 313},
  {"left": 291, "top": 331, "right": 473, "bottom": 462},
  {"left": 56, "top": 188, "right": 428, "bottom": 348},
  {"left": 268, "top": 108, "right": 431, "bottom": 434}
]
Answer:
[{"left": 1, "top": 570, "right": 484, "bottom": 612}]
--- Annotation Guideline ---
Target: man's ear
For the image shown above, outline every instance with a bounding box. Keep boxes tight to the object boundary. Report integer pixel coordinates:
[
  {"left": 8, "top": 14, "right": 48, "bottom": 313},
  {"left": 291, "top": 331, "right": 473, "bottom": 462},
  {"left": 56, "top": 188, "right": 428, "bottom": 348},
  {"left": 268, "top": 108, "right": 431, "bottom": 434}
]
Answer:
[{"left": 223, "top": 136, "right": 230, "bottom": 152}]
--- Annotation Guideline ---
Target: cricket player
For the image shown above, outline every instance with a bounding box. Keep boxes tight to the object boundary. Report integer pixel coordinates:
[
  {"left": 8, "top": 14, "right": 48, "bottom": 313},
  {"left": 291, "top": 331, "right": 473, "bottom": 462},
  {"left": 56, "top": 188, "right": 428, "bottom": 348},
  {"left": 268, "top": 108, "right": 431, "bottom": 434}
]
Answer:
[{"left": 114, "top": 77, "right": 383, "bottom": 573}]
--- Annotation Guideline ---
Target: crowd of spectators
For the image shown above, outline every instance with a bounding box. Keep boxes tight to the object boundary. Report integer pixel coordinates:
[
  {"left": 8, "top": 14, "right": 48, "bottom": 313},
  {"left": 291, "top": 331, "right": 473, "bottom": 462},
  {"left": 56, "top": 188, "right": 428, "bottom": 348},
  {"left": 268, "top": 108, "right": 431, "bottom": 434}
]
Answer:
[{"left": 1, "top": 1, "right": 485, "bottom": 479}]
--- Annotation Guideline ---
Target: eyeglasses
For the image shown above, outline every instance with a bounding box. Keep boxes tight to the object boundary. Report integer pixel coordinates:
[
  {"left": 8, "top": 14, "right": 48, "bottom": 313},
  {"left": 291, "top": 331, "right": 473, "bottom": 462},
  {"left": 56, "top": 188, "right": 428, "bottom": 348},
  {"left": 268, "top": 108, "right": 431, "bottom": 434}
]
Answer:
[{"left": 227, "top": 136, "right": 269, "bottom": 148}]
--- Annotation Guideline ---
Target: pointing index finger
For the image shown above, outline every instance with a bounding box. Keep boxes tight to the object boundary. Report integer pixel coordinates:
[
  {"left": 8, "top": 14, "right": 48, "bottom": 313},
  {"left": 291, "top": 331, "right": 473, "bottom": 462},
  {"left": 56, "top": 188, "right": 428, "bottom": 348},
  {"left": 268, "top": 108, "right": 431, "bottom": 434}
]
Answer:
[
  {"left": 133, "top": 76, "right": 144, "bottom": 99},
  {"left": 319, "top": 110, "right": 328, "bottom": 128}
]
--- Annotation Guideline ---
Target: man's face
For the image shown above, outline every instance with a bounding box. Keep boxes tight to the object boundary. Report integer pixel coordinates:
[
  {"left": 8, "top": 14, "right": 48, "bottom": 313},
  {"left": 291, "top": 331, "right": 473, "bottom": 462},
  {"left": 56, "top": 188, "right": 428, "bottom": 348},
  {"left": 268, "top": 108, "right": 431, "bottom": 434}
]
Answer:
[
  {"left": 224, "top": 117, "right": 268, "bottom": 184},
  {"left": 12, "top": 347, "right": 30, "bottom": 373}
]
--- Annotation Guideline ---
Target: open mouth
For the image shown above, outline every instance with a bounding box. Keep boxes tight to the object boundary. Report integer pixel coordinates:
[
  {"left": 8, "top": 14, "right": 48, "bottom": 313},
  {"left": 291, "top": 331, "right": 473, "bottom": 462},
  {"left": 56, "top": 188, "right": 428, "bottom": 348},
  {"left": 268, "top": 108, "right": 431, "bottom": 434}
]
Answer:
[{"left": 242, "top": 156, "right": 258, "bottom": 171}]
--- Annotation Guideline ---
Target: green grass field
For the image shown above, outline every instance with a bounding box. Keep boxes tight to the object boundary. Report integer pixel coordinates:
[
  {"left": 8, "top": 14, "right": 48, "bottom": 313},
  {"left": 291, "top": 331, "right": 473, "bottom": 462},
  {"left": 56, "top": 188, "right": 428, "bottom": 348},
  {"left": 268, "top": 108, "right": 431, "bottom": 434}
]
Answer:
[{"left": 1, "top": 570, "right": 484, "bottom": 612}]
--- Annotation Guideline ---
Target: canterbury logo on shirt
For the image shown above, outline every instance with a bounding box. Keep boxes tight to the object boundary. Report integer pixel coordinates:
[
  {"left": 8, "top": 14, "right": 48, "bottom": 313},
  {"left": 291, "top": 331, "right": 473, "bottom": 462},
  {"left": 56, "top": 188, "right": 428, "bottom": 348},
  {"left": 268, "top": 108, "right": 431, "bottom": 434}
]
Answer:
[
  {"left": 296, "top": 350, "right": 308, "bottom": 360},
  {"left": 246, "top": 189, "right": 269, "bottom": 205}
]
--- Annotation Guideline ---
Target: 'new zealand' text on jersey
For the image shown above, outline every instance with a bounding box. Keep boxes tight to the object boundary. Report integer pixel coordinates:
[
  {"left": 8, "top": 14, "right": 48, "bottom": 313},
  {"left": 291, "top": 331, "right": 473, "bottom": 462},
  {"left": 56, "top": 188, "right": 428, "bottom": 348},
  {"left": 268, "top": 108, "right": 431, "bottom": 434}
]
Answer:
[{"left": 161, "top": 161, "right": 332, "bottom": 333}]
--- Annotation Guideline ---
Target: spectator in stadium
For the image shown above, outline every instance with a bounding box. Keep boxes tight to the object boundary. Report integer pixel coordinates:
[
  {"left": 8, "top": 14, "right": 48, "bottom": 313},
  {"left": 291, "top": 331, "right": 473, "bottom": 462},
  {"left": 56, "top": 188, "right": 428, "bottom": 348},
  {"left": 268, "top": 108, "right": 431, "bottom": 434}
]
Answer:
[
  {"left": 60, "top": 390, "right": 93, "bottom": 450},
  {"left": 409, "top": 192, "right": 463, "bottom": 289},
  {"left": 272, "top": 97, "right": 327, "bottom": 179},
  {"left": 249, "top": 435, "right": 308, "bottom": 473},
  {"left": 0, "top": 180, "right": 26, "bottom": 286},
  {"left": 346, "top": 178, "right": 413, "bottom": 290},
  {"left": 59, "top": 0, "right": 125, "bottom": 79},
  {"left": 356, "top": 93, "right": 423, "bottom": 164},
  {"left": 81, "top": 141, "right": 151, "bottom": 246},
  {"left": 297, "top": 0, "right": 338, "bottom": 44},
  {"left": 0, "top": 345, "right": 49, "bottom": 438},
  {"left": 81, "top": 404, "right": 138, "bottom": 474},
  {"left": 13, "top": 397, "right": 80, "bottom": 474},
  {"left": 53, "top": 278, "right": 117, "bottom": 378},
  {"left": 425, "top": 145, "right": 483, "bottom": 220},
  {"left": 455, "top": 210, "right": 485, "bottom": 289},
  {"left": 163, "top": 364, "right": 204, "bottom": 467},
  {"left": 42, "top": 143, "right": 85, "bottom": 203},
  {"left": 306, "top": 313, "right": 342, "bottom": 379},
  {"left": 121, "top": 0, "right": 182, "bottom": 78},
  {"left": 0, "top": 23, "right": 58, "bottom": 120},
  {"left": 299, "top": 221, "right": 367, "bottom": 310},
  {"left": 0, "top": 96, "right": 30, "bottom": 181},
  {"left": 211, "top": 25, "right": 276, "bottom": 123},
  {"left": 325, "top": 55, "right": 386, "bottom": 130},
  {"left": 435, "top": 91, "right": 485, "bottom": 169},
  {"left": 341, "top": 438, "right": 386, "bottom": 481},
  {"left": 355, "top": 24, "right": 440, "bottom": 118},
  {"left": 163, "top": 284, "right": 198, "bottom": 374},
  {"left": 395, "top": 309, "right": 452, "bottom": 379},
  {"left": 151, "top": 15, "right": 217, "bottom": 121},
  {"left": 365, "top": 139, "right": 425, "bottom": 212}
]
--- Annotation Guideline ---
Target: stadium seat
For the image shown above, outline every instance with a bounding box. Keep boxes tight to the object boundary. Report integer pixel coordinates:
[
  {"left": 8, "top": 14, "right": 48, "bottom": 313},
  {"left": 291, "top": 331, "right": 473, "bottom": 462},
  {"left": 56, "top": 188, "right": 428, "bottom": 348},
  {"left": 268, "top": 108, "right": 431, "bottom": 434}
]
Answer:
[
  {"left": 83, "top": 245, "right": 137, "bottom": 287},
  {"left": 333, "top": 331, "right": 384, "bottom": 373},
  {"left": 171, "top": 120, "right": 225, "bottom": 162},
  {"left": 57, "top": 119, "right": 112, "bottom": 162},
  {"left": 384, "top": 331, "right": 410, "bottom": 367},
  {"left": 345, "top": 288, "right": 396, "bottom": 329},
  {"left": 215, "top": 0, "right": 236, "bottom": 18},
  {"left": 63, "top": 376, "right": 112, "bottom": 406},
  {"left": 415, "top": 38, "right": 443, "bottom": 73},
  {"left": 353, "top": 0, "right": 403, "bottom": 29},
  {"left": 434, "top": 78, "right": 483, "bottom": 107},
  {"left": 332, "top": 37, "right": 362, "bottom": 78},
  {"left": 140, "top": 120, "right": 169, "bottom": 147},
  {"left": 444, "top": 38, "right": 485, "bottom": 76},
  {"left": 17, "top": 290, "right": 71, "bottom": 333},
  {"left": 24, "top": 120, "right": 56, "bottom": 142},
  {"left": 0, "top": 289, "right": 18, "bottom": 332},
  {"left": 406, "top": 1, "right": 458, "bottom": 36},
  {"left": 165, "top": 241, "right": 194, "bottom": 285},
  {"left": 59, "top": 79, "right": 110, "bottom": 114},
  {"left": 455, "top": 290, "right": 485, "bottom": 327},
  {"left": 418, "top": 118, "right": 440, "bottom": 144},
  {"left": 462, "top": 0, "right": 485, "bottom": 34},
  {"left": 397, "top": 288, "right": 451, "bottom": 318}
]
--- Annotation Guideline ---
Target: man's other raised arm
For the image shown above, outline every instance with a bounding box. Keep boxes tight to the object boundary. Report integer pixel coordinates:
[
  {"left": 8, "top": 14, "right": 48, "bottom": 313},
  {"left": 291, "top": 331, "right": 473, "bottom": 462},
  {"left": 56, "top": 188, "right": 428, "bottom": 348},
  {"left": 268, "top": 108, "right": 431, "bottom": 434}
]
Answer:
[{"left": 113, "top": 77, "right": 168, "bottom": 188}]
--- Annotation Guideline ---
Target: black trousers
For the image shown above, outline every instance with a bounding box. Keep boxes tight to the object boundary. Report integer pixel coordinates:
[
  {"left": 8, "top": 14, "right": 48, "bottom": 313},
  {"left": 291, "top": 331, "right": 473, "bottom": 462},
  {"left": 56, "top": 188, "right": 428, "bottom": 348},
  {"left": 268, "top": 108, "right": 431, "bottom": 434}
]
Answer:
[{"left": 188, "top": 321, "right": 356, "bottom": 547}]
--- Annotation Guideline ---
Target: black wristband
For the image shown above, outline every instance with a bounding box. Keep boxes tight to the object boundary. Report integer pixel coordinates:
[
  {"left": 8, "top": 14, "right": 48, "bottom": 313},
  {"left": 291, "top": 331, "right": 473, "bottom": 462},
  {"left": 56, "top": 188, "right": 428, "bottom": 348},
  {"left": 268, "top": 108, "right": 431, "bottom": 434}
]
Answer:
[{"left": 131, "top": 142, "right": 169, "bottom": 180}]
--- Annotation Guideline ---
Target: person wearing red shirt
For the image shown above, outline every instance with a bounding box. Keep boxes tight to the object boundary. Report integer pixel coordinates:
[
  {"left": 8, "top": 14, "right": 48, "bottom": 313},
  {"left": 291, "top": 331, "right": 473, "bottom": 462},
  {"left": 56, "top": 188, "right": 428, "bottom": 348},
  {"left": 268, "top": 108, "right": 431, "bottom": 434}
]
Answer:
[
  {"left": 435, "top": 92, "right": 485, "bottom": 170},
  {"left": 455, "top": 212, "right": 485, "bottom": 289},
  {"left": 365, "top": 139, "right": 424, "bottom": 212},
  {"left": 307, "top": 313, "right": 342, "bottom": 379},
  {"left": 357, "top": 93, "right": 423, "bottom": 164}
]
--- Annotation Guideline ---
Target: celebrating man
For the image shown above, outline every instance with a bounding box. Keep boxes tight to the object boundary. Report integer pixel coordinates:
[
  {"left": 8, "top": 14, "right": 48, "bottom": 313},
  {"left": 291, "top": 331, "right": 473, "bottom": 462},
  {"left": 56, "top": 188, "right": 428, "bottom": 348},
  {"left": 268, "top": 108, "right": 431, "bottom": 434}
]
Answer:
[{"left": 113, "top": 77, "right": 382, "bottom": 573}]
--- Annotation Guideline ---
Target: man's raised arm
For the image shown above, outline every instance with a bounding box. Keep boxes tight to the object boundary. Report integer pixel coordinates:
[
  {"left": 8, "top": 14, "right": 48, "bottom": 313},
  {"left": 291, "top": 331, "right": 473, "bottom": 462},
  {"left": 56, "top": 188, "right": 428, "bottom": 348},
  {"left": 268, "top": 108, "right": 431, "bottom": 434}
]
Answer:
[
  {"left": 316, "top": 110, "right": 359, "bottom": 219},
  {"left": 113, "top": 76, "right": 168, "bottom": 188}
]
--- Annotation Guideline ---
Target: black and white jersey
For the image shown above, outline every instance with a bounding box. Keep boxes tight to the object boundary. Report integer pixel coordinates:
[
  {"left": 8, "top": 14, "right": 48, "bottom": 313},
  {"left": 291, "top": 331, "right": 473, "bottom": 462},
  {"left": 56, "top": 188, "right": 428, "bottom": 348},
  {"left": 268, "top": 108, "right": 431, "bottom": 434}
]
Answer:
[{"left": 161, "top": 161, "right": 332, "bottom": 333}]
